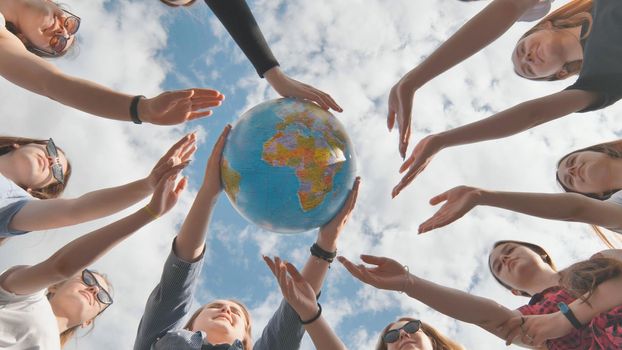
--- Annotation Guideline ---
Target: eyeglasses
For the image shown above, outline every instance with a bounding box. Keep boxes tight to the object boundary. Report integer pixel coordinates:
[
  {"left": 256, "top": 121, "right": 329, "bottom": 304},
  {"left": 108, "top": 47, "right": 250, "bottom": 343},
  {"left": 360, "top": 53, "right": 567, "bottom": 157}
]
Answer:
[
  {"left": 81, "top": 269, "right": 113, "bottom": 307},
  {"left": 45, "top": 138, "right": 64, "bottom": 185},
  {"left": 383, "top": 320, "right": 422, "bottom": 344},
  {"left": 28, "top": 9, "right": 80, "bottom": 58}
]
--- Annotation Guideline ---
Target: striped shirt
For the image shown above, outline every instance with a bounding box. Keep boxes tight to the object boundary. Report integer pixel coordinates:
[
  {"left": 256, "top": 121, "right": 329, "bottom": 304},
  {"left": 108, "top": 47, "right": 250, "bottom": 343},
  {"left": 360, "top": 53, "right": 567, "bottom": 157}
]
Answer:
[{"left": 133, "top": 245, "right": 305, "bottom": 350}]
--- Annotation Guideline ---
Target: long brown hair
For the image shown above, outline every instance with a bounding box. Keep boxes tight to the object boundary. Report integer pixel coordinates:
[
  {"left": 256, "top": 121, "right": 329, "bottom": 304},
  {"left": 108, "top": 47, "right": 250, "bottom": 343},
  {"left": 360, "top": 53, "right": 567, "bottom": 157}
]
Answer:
[
  {"left": 489, "top": 240, "right": 557, "bottom": 297},
  {"left": 46, "top": 270, "right": 113, "bottom": 348},
  {"left": 376, "top": 317, "right": 464, "bottom": 350},
  {"left": 184, "top": 299, "right": 252, "bottom": 350},
  {"left": 559, "top": 256, "right": 622, "bottom": 305},
  {"left": 516, "top": 0, "right": 594, "bottom": 81},
  {"left": 0, "top": 136, "right": 72, "bottom": 199},
  {"left": 556, "top": 139, "right": 622, "bottom": 248}
]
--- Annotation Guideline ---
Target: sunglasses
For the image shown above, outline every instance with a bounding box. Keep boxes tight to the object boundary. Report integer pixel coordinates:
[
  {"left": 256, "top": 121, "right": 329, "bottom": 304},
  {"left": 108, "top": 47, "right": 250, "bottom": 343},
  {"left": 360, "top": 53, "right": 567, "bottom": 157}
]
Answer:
[
  {"left": 383, "top": 320, "right": 422, "bottom": 344},
  {"left": 28, "top": 9, "right": 80, "bottom": 57},
  {"left": 45, "top": 138, "right": 64, "bottom": 184},
  {"left": 81, "top": 269, "right": 113, "bottom": 307}
]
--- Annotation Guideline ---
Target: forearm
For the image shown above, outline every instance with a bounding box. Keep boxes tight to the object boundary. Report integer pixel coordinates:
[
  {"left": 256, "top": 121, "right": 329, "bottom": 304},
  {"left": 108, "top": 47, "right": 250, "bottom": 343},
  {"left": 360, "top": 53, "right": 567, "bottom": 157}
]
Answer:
[
  {"left": 436, "top": 91, "right": 590, "bottom": 150},
  {"left": 479, "top": 191, "right": 593, "bottom": 221},
  {"left": 404, "top": 274, "right": 515, "bottom": 335},
  {"left": 47, "top": 208, "right": 153, "bottom": 278},
  {"left": 570, "top": 272, "right": 622, "bottom": 324},
  {"left": 300, "top": 234, "right": 336, "bottom": 294},
  {"left": 402, "top": 0, "right": 537, "bottom": 88},
  {"left": 305, "top": 317, "right": 346, "bottom": 350},
  {"left": 173, "top": 186, "right": 219, "bottom": 262},
  {"left": 204, "top": 0, "right": 279, "bottom": 77}
]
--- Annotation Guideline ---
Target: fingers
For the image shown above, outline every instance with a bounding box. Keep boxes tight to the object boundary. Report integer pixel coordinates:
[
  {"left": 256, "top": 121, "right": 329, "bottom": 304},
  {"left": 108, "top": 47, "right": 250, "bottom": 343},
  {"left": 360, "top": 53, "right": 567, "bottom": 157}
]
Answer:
[
  {"left": 338, "top": 177, "right": 361, "bottom": 218},
  {"left": 174, "top": 177, "right": 187, "bottom": 195},
  {"left": 429, "top": 191, "right": 449, "bottom": 206},
  {"left": 398, "top": 123, "right": 411, "bottom": 160},
  {"left": 262, "top": 255, "right": 277, "bottom": 276},
  {"left": 285, "top": 262, "right": 304, "bottom": 283},
  {"left": 392, "top": 158, "right": 427, "bottom": 198},
  {"left": 387, "top": 108, "right": 396, "bottom": 132},
  {"left": 499, "top": 316, "right": 524, "bottom": 346},
  {"left": 337, "top": 256, "right": 365, "bottom": 280},
  {"left": 188, "top": 110, "right": 214, "bottom": 121},
  {"left": 359, "top": 254, "right": 387, "bottom": 266},
  {"left": 189, "top": 88, "right": 225, "bottom": 99}
]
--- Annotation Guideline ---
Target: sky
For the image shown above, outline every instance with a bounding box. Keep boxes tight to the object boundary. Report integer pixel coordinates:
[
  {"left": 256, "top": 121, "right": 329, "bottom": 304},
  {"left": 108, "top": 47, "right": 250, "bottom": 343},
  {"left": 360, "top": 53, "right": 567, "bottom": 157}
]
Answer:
[{"left": 1, "top": 0, "right": 622, "bottom": 349}]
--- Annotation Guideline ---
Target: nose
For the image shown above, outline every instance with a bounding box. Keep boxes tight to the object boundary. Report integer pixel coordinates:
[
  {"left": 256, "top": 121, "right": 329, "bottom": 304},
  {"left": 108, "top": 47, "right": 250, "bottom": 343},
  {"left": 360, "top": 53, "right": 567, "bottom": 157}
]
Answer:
[
  {"left": 398, "top": 329, "right": 412, "bottom": 340},
  {"left": 220, "top": 305, "right": 232, "bottom": 314}
]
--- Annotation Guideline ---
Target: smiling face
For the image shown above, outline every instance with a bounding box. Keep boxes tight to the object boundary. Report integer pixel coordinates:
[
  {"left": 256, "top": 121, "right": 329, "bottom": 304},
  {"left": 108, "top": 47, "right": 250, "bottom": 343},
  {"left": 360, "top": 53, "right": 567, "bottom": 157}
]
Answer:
[
  {"left": 48, "top": 272, "right": 111, "bottom": 327},
  {"left": 512, "top": 26, "right": 570, "bottom": 79},
  {"left": 15, "top": 0, "right": 77, "bottom": 56},
  {"left": 191, "top": 300, "right": 249, "bottom": 345},
  {"left": 489, "top": 243, "right": 550, "bottom": 292},
  {"left": 557, "top": 150, "right": 615, "bottom": 195},
  {"left": 8, "top": 142, "right": 69, "bottom": 190},
  {"left": 385, "top": 321, "right": 433, "bottom": 350}
]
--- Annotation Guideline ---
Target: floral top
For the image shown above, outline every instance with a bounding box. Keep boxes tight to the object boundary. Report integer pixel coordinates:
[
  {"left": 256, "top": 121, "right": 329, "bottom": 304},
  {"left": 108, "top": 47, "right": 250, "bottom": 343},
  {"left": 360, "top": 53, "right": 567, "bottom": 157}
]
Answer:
[{"left": 518, "top": 286, "right": 622, "bottom": 350}]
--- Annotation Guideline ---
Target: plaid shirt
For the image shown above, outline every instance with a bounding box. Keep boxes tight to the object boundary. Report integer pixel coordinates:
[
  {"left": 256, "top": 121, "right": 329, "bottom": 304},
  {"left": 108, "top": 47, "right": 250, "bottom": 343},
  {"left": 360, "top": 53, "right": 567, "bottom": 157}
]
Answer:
[{"left": 519, "top": 286, "right": 622, "bottom": 350}]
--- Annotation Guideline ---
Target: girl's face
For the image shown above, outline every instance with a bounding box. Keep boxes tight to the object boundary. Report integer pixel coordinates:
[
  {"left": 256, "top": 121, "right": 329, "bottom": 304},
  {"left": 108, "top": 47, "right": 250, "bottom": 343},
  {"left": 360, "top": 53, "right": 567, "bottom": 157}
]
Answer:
[
  {"left": 385, "top": 321, "right": 434, "bottom": 350},
  {"left": 16, "top": 0, "right": 76, "bottom": 55},
  {"left": 192, "top": 300, "right": 248, "bottom": 344},
  {"left": 512, "top": 27, "right": 569, "bottom": 79},
  {"left": 489, "top": 243, "right": 548, "bottom": 291},
  {"left": 48, "top": 272, "right": 111, "bottom": 327},
  {"left": 9, "top": 142, "right": 68, "bottom": 189},
  {"left": 557, "top": 151, "right": 615, "bottom": 195}
]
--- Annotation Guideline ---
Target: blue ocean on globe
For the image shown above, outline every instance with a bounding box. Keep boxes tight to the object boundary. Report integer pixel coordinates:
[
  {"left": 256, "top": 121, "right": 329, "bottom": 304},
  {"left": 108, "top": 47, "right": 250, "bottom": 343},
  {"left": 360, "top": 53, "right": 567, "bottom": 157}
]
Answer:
[{"left": 221, "top": 98, "right": 356, "bottom": 233}]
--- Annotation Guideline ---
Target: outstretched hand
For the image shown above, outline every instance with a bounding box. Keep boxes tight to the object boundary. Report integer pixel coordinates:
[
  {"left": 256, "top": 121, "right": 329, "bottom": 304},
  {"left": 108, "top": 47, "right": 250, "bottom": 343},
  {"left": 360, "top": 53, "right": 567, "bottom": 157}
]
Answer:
[
  {"left": 264, "top": 67, "right": 342, "bottom": 112},
  {"left": 140, "top": 88, "right": 225, "bottom": 125},
  {"left": 338, "top": 254, "right": 410, "bottom": 292},
  {"left": 318, "top": 177, "right": 361, "bottom": 246},
  {"left": 202, "top": 124, "right": 231, "bottom": 193},
  {"left": 392, "top": 134, "right": 442, "bottom": 198},
  {"left": 263, "top": 256, "right": 319, "bottom": 321},
  {"left": 499, "top": 313, "right": 572, "bottom": 348},
  {"left": 418, "top": 186, "right": 481, "bottom": 234},
  {"left": 387, "top": 79, "right": 416, "bottom": 159},
  {"left": 147, "top": 167, "right": 187, "bottom": 218},
  {"left": 147, "top": 133, "right": 197, "bottom": 190}
]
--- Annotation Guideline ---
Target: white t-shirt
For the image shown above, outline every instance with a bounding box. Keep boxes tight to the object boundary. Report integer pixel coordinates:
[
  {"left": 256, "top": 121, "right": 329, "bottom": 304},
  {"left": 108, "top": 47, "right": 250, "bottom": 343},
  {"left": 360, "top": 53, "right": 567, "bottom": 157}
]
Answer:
[
  {"left": 605, "top": 191, "right": 622, "bottom": 234},
  {"left": 0, "top": 174, "right": 33, "bottom": 236},
  {"left": 0, "top": 11, "right": 5, "bottom": 27},
  {"left": 0, "top": 269, "right": 61, "bottom": 350},
  {"left": 520, "top": 0, "right": 555, "bottom": 22}
]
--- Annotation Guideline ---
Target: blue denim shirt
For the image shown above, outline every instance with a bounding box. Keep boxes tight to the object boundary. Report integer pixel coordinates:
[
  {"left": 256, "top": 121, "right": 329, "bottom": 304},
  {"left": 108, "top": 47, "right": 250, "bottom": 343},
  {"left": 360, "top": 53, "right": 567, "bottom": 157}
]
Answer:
[{"left": 133, "top": 243, "right": 305, "bottom": 350}]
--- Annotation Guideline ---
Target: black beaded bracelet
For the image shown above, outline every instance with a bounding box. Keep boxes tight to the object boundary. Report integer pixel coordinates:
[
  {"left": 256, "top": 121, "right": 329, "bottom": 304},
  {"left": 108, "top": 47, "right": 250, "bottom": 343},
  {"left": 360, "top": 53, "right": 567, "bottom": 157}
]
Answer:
[
  {"left": 299, "top": 303, "right": 322, "bottom": 325},
  {"left": 130, "top": 95, "right": 145, "bottom": 124},
  {"left": 310, "top": 243, "right": 337, "bottom": 263}
]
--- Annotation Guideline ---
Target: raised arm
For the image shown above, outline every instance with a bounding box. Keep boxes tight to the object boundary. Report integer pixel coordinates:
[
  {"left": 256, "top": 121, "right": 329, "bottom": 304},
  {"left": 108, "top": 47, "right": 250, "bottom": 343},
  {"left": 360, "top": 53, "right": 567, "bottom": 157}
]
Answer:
[
  {"left": 0, "top": 169, "right": 185, "bottom": 296},
  {"left": 419, "top": 186, "right": 622, "bottom": 233},
  {"left": 392, "top": 89, "right": 599, "bottom": 197},
  {"left": 264, "top": 258, "right": 346, "bottom": 350},
  {"left": 0, "top": 27, "right": 223, "bottom": 124},
  {"left": 203, "top": 0, "right": 341, "bottom": 112},
  {"left": 389, "top": 0, "right": 541, "bottom": 157},
  {"left": 9, "top": 134, "right": 196, "bottom": 232},
  {"left": 338, "top": 254, "right": 540, "bottom": 347}
]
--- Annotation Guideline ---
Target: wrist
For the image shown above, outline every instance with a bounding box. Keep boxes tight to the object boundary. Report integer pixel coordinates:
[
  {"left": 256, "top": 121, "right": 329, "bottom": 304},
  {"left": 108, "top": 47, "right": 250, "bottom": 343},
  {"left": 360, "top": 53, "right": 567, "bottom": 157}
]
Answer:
[
  {"left": 263, "top": 66, "right": 283, "bottom": 83},
  {"left": 402, "top": 273, "right": 417, "bottom": 295},
  {"left": 136, "top": 96, "right": 151, "bottom": 123},
  {"left": 401, "top": 68, "right": 425, "bottom": 91},
  {"left": 315, "top": 235, "right": 337, "bottom": 253}
]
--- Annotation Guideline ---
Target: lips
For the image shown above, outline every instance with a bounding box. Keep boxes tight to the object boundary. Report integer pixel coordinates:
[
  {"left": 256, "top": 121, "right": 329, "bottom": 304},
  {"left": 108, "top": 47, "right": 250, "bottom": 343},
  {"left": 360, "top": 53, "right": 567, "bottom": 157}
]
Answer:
[
  {"left": 80, "top": 290, "right": 93, "bottom": 306},
  {"left": 214, "top": 314, "right": 232, "bottom": 325},
  {"left": 398, "top": 339, "right": 418, "bottom": 349}
]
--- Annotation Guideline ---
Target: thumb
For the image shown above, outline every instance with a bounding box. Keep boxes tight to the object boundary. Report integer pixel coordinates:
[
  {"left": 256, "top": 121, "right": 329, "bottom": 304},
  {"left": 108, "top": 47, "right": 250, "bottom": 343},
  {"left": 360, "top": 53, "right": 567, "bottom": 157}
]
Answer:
[
  {"left": 360, "top": 254, "right": 388, "bottom": 266},
  {"left": 429, "top": 191, "right": 449, "bottom": 205}
]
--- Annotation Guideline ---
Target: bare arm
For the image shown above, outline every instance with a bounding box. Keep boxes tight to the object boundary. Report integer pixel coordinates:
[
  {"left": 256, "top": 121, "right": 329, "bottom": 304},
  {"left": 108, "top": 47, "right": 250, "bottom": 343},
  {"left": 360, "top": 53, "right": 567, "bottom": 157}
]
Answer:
[
  {"left": 419, "top": 186, "right": 622, "bottom": 234},
  {"left": 9, "top": 134, "right": 196, "bottom": 232},
  {"left": 0, "top": 172, "right": 184, "bottom": 295},
  {"left": 0, "top": 28, "right": 223, "bottom": 124}
]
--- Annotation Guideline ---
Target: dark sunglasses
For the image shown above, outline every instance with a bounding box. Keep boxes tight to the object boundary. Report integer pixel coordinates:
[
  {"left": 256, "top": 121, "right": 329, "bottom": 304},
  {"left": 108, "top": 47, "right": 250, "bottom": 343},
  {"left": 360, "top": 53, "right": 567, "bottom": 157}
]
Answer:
[
  {"left": 28, "top": 9, "right": 80, "bottom": 57},
  {"left": 383, "top": 320, "right": 422, "bottom": 344},
  {"left": 45, "top": 138, "right": 64, "bottom": 185},
  {"left": 81, "top": 269, "right": 113, "bottom": 307}
]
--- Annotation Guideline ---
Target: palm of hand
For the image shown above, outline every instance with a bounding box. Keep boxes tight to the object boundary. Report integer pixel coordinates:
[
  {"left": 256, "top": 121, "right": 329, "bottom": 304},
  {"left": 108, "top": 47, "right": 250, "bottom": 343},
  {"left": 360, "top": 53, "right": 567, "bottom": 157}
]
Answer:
[
  {"left": 288, "top": 280, "right": 318, "bottom": 318},
  {"left": 367, "top": 261, "right": 408, "bottom": 291}
]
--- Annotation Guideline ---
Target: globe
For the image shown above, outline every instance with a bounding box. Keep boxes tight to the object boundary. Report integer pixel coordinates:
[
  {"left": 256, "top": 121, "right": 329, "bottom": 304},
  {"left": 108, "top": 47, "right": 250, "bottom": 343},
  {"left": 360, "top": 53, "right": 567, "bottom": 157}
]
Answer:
[{"left": 221, "top": 98, "right": 356, "bottom": 233}]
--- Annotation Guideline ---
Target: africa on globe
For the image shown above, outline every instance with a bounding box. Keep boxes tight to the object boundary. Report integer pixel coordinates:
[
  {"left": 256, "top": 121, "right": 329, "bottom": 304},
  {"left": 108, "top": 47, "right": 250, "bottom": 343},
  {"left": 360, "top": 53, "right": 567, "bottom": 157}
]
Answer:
[{"left": 221, "top": 98, "right": 356, "bottom": 233}]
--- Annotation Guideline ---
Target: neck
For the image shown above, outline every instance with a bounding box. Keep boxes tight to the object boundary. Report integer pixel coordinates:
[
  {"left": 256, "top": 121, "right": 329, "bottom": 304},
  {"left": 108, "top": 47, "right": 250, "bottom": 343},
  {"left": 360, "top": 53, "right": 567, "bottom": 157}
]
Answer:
[
  {"left": 55, "top": 315, "right": 70, "bottom": 334},
  {"left": 0, "top": 153, "right": 21, "bottom": 185},
  {"left": 521, "top": 270, "right": 560, "bottom": 297},
  {"left": 560, "top": 26, "right": 585, "bottom": 63}
]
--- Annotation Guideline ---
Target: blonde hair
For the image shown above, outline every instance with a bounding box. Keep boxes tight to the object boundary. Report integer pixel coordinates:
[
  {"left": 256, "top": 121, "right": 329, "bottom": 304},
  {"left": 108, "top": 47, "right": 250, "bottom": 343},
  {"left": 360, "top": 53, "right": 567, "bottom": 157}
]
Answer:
[
  {"left": 0, "top": 136, "right": 72, "bottom": 199},
  {"left": 376, "top": 317, "right": 464, "bottom": 350},
  {"left": 556, "top": 139, "right": 622, "bottom": 248},
  {"left": 516, "top": 0, "right": 594, "bottom": 81},
  {"left": 560, "top": 257, "right": 622, "bottom": 304},
  {"left": 184, "top": 299, "right": 252, "bottom": 350}
]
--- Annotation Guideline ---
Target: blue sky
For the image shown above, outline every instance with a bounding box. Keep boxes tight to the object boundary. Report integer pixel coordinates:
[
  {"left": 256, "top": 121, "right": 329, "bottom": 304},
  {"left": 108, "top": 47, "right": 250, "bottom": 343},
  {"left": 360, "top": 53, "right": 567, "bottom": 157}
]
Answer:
[{"left": 2, "top": 0, "right": 622, "bottom": 349}]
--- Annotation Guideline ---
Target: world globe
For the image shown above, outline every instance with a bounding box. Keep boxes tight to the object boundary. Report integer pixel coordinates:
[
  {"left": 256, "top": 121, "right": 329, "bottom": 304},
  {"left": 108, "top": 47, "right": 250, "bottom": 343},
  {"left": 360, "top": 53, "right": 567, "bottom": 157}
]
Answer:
[{"left": 221, "top": 98, "right": 356, "bottom": 233}]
